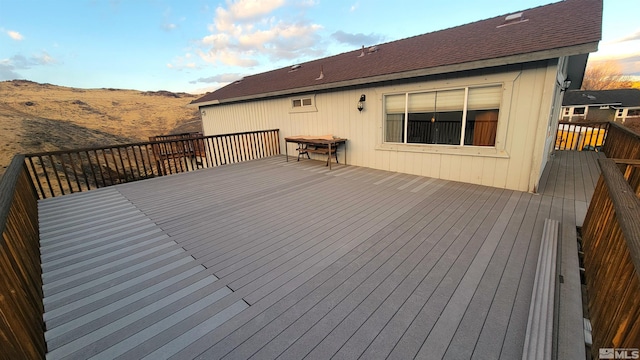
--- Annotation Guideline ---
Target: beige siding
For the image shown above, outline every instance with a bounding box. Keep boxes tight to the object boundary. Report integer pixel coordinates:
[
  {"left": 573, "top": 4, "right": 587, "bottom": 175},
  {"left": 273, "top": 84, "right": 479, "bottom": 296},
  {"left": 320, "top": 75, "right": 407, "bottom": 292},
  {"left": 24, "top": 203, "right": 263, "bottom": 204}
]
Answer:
[{"left": 201, "top": 61, "right": 559, "bottom": 192}]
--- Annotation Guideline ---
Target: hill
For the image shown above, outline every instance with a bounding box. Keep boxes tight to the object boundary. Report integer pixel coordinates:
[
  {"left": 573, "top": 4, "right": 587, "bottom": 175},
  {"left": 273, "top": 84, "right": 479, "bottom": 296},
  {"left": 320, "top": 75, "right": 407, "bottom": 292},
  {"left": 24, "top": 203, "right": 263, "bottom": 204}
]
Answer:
[{"left": 0, "top": 80, "right": 202, "bottom": 177}]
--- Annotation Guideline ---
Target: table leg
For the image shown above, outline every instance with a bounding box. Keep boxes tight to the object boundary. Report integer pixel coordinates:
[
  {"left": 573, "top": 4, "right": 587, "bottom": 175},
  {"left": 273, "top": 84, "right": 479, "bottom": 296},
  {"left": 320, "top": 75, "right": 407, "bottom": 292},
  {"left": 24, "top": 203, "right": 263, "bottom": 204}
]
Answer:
[{"left": 344, "top": 143, "right": 347, "bottom": 165}]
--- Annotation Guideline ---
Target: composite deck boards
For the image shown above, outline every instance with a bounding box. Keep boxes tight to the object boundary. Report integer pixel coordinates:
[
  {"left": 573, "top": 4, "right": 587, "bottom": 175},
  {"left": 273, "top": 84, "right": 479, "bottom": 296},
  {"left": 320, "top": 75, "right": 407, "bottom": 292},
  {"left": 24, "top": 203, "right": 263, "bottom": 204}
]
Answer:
[{"left": 38, "top": 151, "right": 602, "bottom": 359}]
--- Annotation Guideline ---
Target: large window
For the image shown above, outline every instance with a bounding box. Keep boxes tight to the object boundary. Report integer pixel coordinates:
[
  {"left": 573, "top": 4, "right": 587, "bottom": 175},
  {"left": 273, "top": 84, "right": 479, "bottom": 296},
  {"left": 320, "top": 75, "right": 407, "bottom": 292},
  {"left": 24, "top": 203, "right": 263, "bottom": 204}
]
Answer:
[{"left": 385, "top": 85, "right": 502, "bottom": 146}]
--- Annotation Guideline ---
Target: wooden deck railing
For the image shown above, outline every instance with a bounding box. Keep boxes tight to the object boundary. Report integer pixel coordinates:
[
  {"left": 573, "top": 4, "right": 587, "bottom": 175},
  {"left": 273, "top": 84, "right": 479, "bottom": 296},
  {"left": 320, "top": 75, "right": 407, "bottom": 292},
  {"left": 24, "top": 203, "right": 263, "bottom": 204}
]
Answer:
[
  {"left": 24, "top": 129, "right": 280, "bottom": 198},
  {"left": 0, "top": 155, "right": 46, "bottom": 359},
  {"left": 555, "top": 121, "right": 609, "bottom": 151},
  {"left": 582, "top": 158, "right": 640, "bottom": 358},
  {"left": 602, "top": 121, "right": 640, "bottom": 159}
]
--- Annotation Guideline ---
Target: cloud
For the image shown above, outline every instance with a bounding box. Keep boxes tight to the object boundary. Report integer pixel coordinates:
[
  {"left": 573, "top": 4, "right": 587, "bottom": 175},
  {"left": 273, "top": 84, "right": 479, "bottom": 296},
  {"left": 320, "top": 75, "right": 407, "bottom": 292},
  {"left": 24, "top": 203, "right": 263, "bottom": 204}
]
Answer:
[
  {"left": 611, "top": 54, "right": 640, "bottom": 76},
  {"left": 0, "top": 60, "right": 22, "bottom": 80},
  {"left": 331, "top": 31, "right": 383, "bottom": 47},
  {"left": 162, "top": 23, "right": 177, "bottom": 31},
  {"left": 612, "top": 29, "right": 640, "bottom": 43},
  {"left": 168, "top": 52, "right": 204, "bottom": 70},
  {"left": 196, "top": 0, "right": 324, "bottom": 67},
  {"left": 190, "top": 73, "right": 245, "bottom": 84},
  {"left": 8, "top": 52, "right": 56, "bottom": 67},
  {"left": 161, "top": 7, "right": 181, "bottom": 31},
  {"left": 589, "top": 53, "right": 640, "bottom": 76},
  {"left": 0, "top": 52, "right": 58, "bottom": 80},
  {"left": 34, "top": 51, "right": 56, "bottom": 65},
  {"left": 6, "top": 30, "right": 24, "bottom": 40}
]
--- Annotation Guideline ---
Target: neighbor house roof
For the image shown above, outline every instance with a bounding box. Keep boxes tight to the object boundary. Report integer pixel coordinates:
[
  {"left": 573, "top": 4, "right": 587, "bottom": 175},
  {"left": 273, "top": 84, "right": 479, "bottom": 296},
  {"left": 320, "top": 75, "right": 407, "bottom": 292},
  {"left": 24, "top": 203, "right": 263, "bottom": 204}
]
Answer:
[
  {"left": 562, "top": 89, "right": 640, "bottom": 107},
  {"left": 191, "top": 0, "right": 602, "bottom": 107}
]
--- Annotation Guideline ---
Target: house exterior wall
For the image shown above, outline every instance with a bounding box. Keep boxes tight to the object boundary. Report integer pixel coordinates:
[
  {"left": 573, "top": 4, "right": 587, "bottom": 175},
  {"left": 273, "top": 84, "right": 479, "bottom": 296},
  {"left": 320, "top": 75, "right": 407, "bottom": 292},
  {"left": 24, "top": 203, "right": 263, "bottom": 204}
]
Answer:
[
  {"left": 200, "top": 60, "right": 561, "bottom": 192},
  {"left": 538, "top": 57, "right": 567, "bottom": 192},
  {"left": 615, "top": 107, "right": 640, "bottom": 123},
  {"left": 586, "top": 107, "right": 615, "bottom": 121},
  {"left": 560, "top": 106, "right": 588, "bottom": 122}
]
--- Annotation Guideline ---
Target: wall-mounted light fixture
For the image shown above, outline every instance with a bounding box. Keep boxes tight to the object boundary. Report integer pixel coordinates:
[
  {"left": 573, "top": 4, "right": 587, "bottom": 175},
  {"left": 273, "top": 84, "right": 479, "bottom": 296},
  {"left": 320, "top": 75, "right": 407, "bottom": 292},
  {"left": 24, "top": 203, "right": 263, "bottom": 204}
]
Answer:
[
  {"left": 357, "top": 94, "right": 366, "bottom": 112},
  {"left": 560, "top": 78, "right": 571, "bottom": 92},
  {"left": 201, "top": 110, "right": 206, "bottom": 116}
]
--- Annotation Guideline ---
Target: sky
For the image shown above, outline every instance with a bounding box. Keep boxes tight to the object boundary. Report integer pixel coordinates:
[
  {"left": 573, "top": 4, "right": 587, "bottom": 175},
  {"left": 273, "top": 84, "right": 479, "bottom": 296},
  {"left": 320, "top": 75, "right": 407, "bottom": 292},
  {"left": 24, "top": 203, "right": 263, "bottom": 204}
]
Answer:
[{"left": 1, "top": 0, "right": 639, "bottom": 94}]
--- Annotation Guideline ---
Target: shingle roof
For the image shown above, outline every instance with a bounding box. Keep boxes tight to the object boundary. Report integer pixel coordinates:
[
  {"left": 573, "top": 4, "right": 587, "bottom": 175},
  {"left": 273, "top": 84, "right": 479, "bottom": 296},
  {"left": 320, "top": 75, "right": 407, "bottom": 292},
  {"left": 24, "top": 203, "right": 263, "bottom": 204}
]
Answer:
[
  {"left": 562, "top": 89, "right": 640, "bottom": 107},
  {"left": 192, "top": 0, "right": 602, "bottom": 106}
]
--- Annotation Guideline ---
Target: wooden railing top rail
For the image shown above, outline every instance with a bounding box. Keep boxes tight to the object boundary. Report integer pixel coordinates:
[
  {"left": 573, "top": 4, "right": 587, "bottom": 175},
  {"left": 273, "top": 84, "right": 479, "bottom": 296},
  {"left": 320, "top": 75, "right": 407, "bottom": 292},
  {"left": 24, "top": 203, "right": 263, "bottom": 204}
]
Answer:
[
  {"left": 557, "top": 120, "right": 610, "bottom": 126},
  {"left": 598, "top": 158, "right": 640, "bottom": 276},
  {"left": 149, "top": 132, "right": 203, "bottom": 141}
]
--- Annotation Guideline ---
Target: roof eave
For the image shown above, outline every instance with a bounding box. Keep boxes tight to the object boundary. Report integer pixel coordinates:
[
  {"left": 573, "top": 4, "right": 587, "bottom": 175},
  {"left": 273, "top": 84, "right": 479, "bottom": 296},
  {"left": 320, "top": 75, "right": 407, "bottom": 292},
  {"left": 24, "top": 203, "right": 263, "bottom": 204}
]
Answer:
[
  {"left": 188, "top": 99, "right": 220, "bottom": 108},
  {"left": 195, "top": 42, "right": 599, "bottom": 107}
]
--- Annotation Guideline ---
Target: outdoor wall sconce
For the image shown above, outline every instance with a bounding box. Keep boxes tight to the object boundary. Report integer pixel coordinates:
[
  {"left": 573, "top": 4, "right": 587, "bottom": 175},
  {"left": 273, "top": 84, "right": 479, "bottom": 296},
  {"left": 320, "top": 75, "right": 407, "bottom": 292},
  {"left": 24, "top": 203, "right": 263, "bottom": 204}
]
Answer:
[
  {"left": 357, "top": 94, "right": 366, "bottom": 112},
  {"left": 560, "top": 78, "right": 571, "bottom": 92}
]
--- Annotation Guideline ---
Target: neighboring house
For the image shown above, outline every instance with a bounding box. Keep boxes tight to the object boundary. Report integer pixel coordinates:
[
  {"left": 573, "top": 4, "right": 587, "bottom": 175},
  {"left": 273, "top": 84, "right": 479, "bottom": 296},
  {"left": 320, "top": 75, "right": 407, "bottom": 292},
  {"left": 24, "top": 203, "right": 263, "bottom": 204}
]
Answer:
[
  {"left": 190, "top": 0, "right": 602, "bottom": 192},
  {"left": 560, "top": 89, "right": 640, "bottom": 123}
]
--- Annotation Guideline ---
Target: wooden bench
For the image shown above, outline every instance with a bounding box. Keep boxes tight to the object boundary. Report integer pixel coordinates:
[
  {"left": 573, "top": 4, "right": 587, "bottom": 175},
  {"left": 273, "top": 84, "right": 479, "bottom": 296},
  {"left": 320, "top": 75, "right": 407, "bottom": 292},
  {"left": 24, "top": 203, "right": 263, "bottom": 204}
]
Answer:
[{"left": 522, "top": 218, "right": 560, "bottom": 360}]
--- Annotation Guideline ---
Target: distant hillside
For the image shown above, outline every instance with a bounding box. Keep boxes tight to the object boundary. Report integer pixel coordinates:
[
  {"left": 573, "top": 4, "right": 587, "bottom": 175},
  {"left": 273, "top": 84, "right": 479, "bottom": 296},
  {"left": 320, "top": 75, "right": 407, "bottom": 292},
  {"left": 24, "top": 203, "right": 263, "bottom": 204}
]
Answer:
[{"left": 0, "top": 80, "right": 202, "bottom": 177}]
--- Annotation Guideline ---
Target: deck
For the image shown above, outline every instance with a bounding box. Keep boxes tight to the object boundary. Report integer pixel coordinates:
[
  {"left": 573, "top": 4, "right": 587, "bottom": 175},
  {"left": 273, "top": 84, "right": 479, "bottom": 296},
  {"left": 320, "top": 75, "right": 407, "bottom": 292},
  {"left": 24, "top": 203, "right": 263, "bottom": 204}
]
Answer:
[{"left": 38, "top": 150, "right": 603, "bottom": 360}]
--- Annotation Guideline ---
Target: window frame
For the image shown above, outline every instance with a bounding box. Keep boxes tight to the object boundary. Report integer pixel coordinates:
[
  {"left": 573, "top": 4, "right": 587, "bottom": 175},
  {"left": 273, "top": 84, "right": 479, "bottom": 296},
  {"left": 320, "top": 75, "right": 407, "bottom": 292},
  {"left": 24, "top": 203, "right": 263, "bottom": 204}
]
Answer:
[
  {"left": 289, "top": 94, "right": 318, "bottom": 114},
  {"left": 628, "top": 108, "right": 640, "bottom": 117},
  {"left": 572, "top": 107, "right": 586, "bottom": 115},
  {"left": 383, "top": 84, "right": 503, "bottom": 148}
]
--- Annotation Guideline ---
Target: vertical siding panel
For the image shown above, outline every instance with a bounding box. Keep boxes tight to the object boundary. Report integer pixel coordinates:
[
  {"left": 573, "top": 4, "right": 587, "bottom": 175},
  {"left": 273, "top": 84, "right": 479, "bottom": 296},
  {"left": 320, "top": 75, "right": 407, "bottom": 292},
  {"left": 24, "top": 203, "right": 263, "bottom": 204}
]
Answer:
[
  {"left": 504, "top": 65, "right": 545, "bottom": 191},
  {"left": 406, "top": 152, "right": 419, "bottom": 176},
  {"left": 388, "top": 150, "right": 398, "bottom": 172},
  {"left": 450, "top": 155, "right": 463, "bottom": 182},
  {"left": 481, "top": 157, "right": 497, "bottom": 187},
  {"left": 494, "top": 159, "right": 510, "bottom": 189},
  {"left": 459, "top": 156, "right": 474, "bottom": 184},
  {"left": 424, "top": 153, "right": 441, "bottom": 178},
  {"left": 519, "top": 65, "right": 551, "bottom": 191},
  {"left": 470, "top": 156, "right": 484, "bottom": 185},
  {"left": 441, "top": 154, "right": 452, "bottom": 180}
]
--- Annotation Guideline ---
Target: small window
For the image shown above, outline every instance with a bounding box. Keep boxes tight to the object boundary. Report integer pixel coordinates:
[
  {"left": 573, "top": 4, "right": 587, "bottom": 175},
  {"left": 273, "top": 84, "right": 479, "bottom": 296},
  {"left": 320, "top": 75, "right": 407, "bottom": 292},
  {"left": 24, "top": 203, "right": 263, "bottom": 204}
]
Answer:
[
  {"left": 573, "top": 107, "right": 585, "bottom": 115},
  {"left": 290, "top": 95, "right": 318, "bottom": 113},
  {"left": 292, "top": 97, "right": 313, "bottom": 108},
  {"left": 628, "top": 109, "right": 640, "bottom": 117}
]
